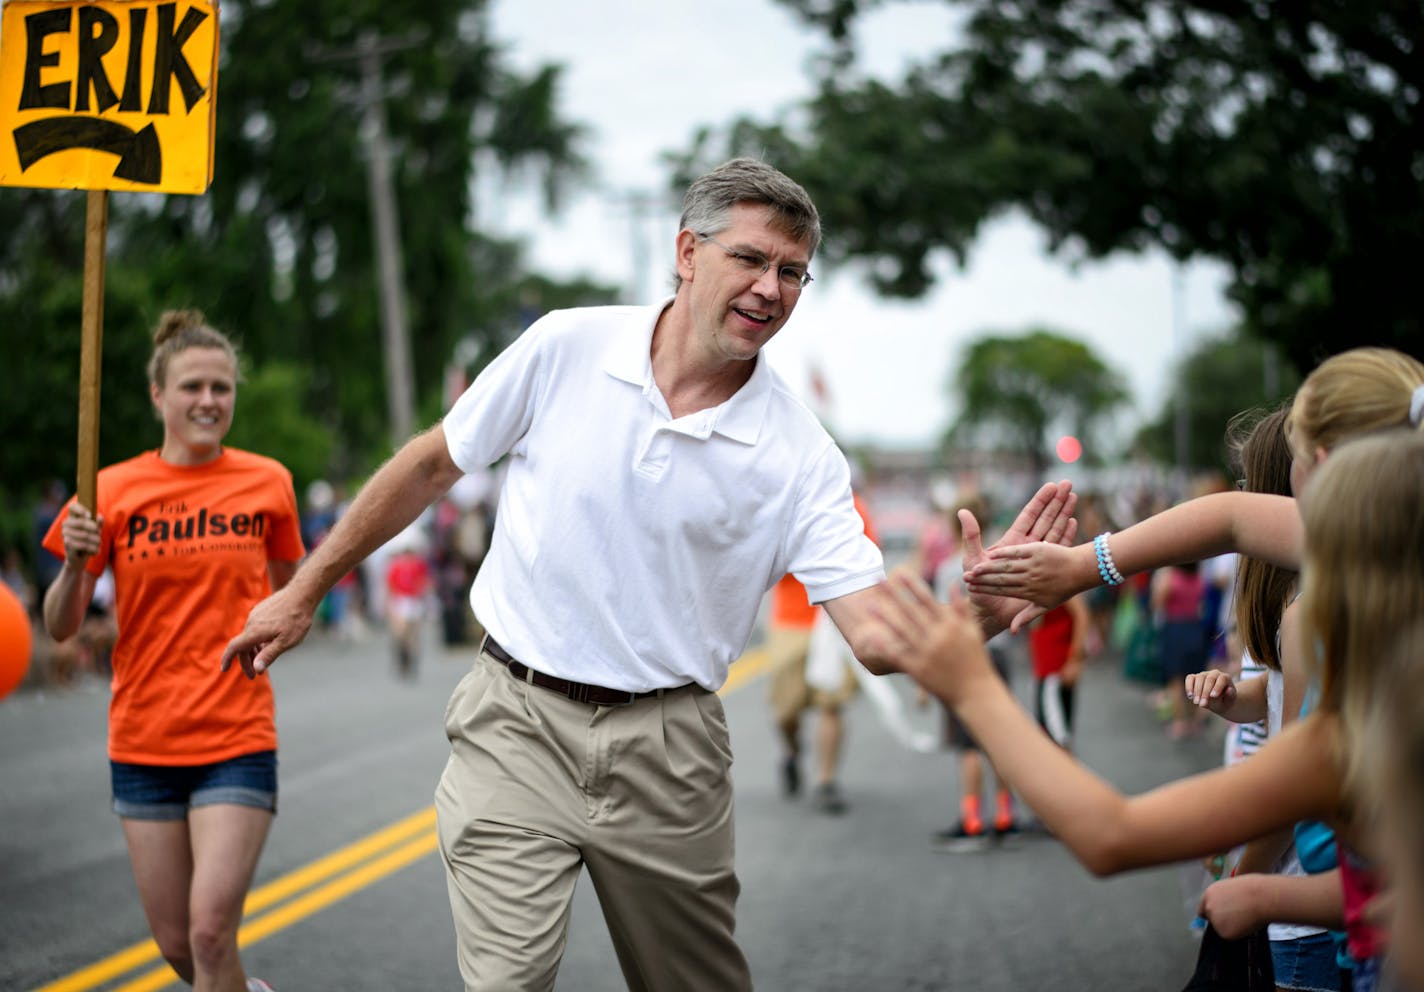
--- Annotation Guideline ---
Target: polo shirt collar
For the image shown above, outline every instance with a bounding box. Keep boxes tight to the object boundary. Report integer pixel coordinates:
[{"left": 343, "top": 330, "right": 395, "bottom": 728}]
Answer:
[
  {"left": 713, "top": 351, "right": 772, "bottom": 444},
  {"left": 603, "top": 299, "right": 771, "bottom": 445},
  {"left": 602, "top": 301, "right": 662, "bottom": 387}
]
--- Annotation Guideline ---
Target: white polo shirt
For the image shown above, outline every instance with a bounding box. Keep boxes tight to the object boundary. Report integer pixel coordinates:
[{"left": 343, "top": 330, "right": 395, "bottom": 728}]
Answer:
[{"left": 443, "top": 300, "right": 884, "bottom": 692}]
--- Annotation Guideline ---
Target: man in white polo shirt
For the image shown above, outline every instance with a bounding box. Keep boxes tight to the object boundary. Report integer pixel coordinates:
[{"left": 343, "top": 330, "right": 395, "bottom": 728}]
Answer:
[{"left": 223, "top": 158, "right": 1075, "bottom": 991}]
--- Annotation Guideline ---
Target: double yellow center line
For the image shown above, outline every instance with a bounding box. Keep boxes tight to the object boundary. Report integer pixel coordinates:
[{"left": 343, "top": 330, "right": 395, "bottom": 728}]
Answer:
[{"left": 35, "top": 649, "right": 772, "bottom": 992}]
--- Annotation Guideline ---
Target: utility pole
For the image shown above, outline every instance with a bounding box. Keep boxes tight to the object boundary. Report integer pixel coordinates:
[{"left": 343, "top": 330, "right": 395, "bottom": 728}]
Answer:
[
  {"left": 310, "top": 30, "right": 422, "bottom": 446},
  {"left": 1171, "top": 263, "right": 1191, "bottom": 486}
]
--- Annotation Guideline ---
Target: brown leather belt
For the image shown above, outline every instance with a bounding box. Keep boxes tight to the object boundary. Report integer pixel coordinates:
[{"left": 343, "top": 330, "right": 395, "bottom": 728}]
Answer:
[{"left": 481, "top": 635, "right": 673, "bottom": 706}]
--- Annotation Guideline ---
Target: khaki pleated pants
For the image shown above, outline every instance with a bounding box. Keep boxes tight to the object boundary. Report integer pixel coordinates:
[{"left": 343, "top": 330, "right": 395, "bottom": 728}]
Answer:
[{"left": 435, "top": 649, "right": 752, "bottom": 992}]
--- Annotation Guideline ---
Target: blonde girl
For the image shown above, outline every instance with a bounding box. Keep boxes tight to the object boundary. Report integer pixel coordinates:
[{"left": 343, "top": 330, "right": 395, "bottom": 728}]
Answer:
[{"left": 1184, "top": 407, "right": 1339, "bottom": 990}]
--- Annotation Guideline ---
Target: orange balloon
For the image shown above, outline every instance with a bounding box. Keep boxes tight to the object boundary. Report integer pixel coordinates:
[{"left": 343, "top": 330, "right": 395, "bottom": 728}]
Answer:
[{"left": 0, "top": 582, "right": 32, "bottom": 701}]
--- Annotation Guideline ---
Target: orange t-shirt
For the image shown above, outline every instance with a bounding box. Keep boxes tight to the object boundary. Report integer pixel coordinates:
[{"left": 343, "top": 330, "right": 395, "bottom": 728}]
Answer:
[
  {"left": 44, "top": 449, "right": 305, "bottom": 765},
  {"left": 769, "top": 493, "right": 880, "bottom": 630}
]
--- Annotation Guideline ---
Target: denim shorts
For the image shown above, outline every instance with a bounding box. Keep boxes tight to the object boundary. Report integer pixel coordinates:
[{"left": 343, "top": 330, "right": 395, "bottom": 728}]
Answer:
[
  {"left": 111, "top": 750, "right": 278, "bottom": 820},
  {"left": 1272, "top": 931, "right": 1343, "bottom": 992}
]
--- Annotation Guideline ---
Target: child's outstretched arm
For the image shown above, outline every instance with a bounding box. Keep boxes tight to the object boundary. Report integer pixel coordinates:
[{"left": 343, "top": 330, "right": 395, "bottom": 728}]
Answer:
[
  {"left": 963, "top": 493, "right": 1302, "bottom": 624},
  {"left": 878, "top": 572, "right": 1339, "bottom": 877},
  {"left": 1197, "top": 868, "right": 1345, "bottom": 939}
]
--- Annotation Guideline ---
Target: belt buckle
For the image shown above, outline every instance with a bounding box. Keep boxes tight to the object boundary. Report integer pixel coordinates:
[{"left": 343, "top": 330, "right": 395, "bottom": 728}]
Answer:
[{"left": 568, "top": 682, "right": 592, "bottom": 705}]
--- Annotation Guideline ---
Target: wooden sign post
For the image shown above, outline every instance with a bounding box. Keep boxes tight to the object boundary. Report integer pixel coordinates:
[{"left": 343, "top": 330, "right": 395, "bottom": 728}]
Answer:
[
  {"left": 0, "top": 0, "right": 219, "bottom": 509},
  {"left": 80, "top": 189, "right": 107, "bottom": 509}
]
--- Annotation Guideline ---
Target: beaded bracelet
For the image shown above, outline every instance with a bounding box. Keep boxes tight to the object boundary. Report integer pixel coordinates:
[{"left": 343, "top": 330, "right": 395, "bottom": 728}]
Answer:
[{"left": 1093, "top": 532, "right": 1125, "bottom": 586}]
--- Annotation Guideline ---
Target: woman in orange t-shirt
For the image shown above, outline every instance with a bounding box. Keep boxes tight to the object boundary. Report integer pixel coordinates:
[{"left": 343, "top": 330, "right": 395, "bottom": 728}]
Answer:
[{"left": 43, "top": 310, "right": 304, "bottom": 992}]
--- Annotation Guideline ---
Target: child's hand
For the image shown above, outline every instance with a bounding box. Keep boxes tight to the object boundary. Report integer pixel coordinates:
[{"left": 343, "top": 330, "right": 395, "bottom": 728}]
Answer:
[
  {"left": 964, "top": 541, "right": 1082, "bottom": 622},
  {"left": 1197, "top": 875, "right": 1266, "bottom": 940},
  {"left": 959, "top": 507, "right": 1040, "bottom": 633},
  {"left": 1184, "top": 669, "right": 1237, "bottom": 713},
  {"left": 961, "top": 481, "right": 1077, "bottom": 634},
  {"left": 874, "top": 572, "right": 994, "bottom": 707}
]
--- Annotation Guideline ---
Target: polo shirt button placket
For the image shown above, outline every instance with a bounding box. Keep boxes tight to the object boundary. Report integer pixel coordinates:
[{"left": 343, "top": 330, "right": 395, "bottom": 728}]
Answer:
[{"left": 636, "top": 426, "right": 674, "bottom": 480}]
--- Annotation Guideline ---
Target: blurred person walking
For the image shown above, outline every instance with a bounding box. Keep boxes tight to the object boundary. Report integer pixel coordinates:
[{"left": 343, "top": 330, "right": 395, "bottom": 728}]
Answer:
[
  {"left": 767, "top": 490, "right": 879, "bottom": 815},
  {"left": 384, "top": 529, "right": 432, "bottom": 678},
  {"left": 1028, "top": 595, "right": 1089, "bottom": 752},
  {"left": 928, "top": 493, "right": 1019, "bottom": 846},
  {"left": 1153, "top": 560, "right": 1208, "bottom": 740}
]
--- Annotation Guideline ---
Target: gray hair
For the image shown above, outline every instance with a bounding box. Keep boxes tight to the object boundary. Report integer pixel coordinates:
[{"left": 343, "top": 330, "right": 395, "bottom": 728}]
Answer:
[{"left": 672, "top": 158, "right": 821, "bottom": 290}]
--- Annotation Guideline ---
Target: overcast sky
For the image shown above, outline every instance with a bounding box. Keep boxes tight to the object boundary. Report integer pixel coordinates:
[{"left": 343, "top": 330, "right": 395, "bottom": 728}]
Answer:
[{"left": 481, "top": 0, "right": 1239, "bottom": 451}]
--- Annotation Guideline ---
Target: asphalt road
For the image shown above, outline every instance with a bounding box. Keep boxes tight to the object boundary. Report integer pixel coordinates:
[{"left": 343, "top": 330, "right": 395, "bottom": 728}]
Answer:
[{"left": 2, "top": 625, "right": 1224, "bottom": 991}]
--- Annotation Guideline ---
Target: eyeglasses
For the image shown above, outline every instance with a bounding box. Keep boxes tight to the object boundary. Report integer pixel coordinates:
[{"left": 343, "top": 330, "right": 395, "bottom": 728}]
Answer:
[{"left": 697, "top": 233, "right": 813, "bottom": 289}]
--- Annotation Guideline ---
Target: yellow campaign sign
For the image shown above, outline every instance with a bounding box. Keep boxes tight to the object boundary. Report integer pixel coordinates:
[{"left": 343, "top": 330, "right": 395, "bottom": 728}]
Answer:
[{"left": 0, "top": 0, "right": 218, "bottom": 194}]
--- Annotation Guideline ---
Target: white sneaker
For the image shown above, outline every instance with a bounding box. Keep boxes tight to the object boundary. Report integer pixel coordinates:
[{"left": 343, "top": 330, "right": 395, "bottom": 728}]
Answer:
[{"left": 247, "top": 980, "right": 276, "bottom": 992}]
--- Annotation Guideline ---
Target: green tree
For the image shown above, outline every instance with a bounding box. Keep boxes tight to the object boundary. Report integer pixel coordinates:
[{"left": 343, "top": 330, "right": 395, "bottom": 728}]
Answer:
[
  {"left": 947, "top": 329, "right": 1131, "bottom": 475},
  {"left": 0, "top": 261, "right": 165, "bottom": 497},
  {"left": 675, "top": 1, "right": 1424, "bottom": 374},
  {"left": 225, "top": 363, "right": 338, "bottom": 489},
  {"left": 0, "top": 0, "right": 615, "bottom": 518},
  {"left": 1135, "top": 330, "right": 1301, "bottom": 475}
]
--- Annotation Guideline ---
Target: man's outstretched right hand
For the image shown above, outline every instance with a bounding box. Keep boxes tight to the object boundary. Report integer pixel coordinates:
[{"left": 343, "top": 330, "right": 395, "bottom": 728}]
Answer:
[{"left": 221, "top": 586, "right": 316, "bottom": 679}]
